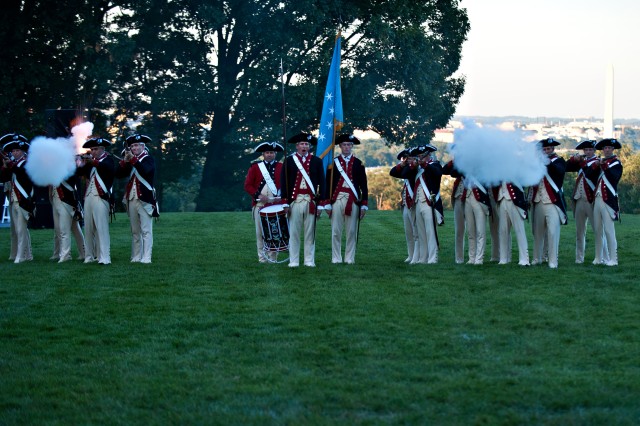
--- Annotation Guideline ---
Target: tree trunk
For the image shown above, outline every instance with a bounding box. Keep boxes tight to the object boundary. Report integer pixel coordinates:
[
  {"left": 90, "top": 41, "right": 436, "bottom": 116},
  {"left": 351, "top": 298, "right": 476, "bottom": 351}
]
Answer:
[{"left": 195, "top": 109, "right": 235, "bottom": 211}]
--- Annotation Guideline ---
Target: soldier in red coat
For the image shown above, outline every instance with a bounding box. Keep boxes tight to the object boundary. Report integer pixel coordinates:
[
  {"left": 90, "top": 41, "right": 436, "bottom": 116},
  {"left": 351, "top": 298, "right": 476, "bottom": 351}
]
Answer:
[
  {"left": 116, "top": 134, "right": 159, "bottom": 264},
  {"left": 280, "top": 132, "right": 326, "bottom": 268},
  {"left": 531, "top": 138, "right": 567, "bottom": 269},
  {"left": 50, "top": 174, "right": 85, "bottom": 262},
  {"left": 0, "top": 133, "right": 34, "bottom": 263},
  {"left": 462, "top": 177, "right": 492, "bottom": 265},
  {"left": 76, "top": 137, "right": 116, "bottom": 265},
  {"left": 494, "top": 181, "right": 530, "bottom": 266},
  {"left": 243, "top": 141, "right": 284, "bottom": 263},
  {"left": 566, "top": 140, "right": 600, "bottom": 263},
  {"left": 403, "top": 144, "right": 443, "bottom": 264},
  {"left": 390, "top": 148, "right": 419, "bottom": 263},
  {"left": 442, "top": 159, "right": 466, "bottom": 264},
  {"left": 325, "top": 133, "right": 368, "bottom": 264},
  {"left": 593, "top": 138, "right": 623, "bottom": 266}
]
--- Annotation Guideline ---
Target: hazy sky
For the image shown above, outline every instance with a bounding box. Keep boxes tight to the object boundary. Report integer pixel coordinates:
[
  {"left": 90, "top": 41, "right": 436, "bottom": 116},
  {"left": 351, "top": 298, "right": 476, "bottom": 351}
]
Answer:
[{"left": 455, "top": 0, "right": 640, "bottom": 119}]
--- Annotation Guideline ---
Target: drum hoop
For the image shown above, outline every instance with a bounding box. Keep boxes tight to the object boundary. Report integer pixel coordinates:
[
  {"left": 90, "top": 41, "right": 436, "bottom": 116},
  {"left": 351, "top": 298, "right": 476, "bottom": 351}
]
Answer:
[{"left": 259, "top": 204, "right": 284, "bottom": 215}]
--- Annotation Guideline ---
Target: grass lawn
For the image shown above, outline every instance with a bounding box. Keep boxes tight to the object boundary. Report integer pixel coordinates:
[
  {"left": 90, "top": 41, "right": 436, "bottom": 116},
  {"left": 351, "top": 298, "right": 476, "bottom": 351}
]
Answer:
[{"left": 1, "top": 210, "right": 639, "bottom": 425}]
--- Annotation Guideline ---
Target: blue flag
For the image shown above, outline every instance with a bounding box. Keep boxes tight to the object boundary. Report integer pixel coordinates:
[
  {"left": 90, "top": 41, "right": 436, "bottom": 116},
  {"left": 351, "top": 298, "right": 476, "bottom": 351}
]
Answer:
[{"left": 317, "top": 35, "right": 343, "bottom": 173}]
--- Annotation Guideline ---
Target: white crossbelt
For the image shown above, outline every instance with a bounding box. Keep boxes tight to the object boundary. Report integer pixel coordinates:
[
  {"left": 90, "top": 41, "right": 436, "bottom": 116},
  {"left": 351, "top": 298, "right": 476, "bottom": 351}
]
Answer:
[
  {"left": 12, "top": 173, "right": 31, "bottom": 200},
  {"left": 598, "top": 173, "right": 618, "bottom": 197},
  {"left": 577, "top": 158, "right": 598, "bottom": 191},
  {"left": 467, "top": 178, "right": 487, "bottom": 194},
  {"left": 130, "top": 166, "right": 154, "bottom": 193},
  {"left": 89, "top": 165, "right": 110, "bottom": 195},
  {"left": 544, "top": 172, "right": 560, "bottom": 194},
  {"left": 60, "top": 179, "right": 74, "bottom": 192},
  {"left": 292, "top": 155, "right": 315, "bottom": 195},
  {"left": 418, "top": 174, "right": 440, "bottom": 203},
  {"left": 404, "top": 179, "right": 414, "bottom": 199},
  {"left": 577, "top": 170, "right": 595, "bottom": 191},
  {"left": 257, "top": 161, "right": 277, "bottom": 195},
  {"left": 333, "top": 157, "right": 360, "bottom": 200}
]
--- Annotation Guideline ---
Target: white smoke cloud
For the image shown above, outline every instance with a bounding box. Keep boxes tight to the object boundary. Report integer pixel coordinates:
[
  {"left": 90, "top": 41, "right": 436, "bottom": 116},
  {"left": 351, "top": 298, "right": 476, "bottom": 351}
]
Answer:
[
  {"left": 70, "top": 122, "right": 94, "bottom": 154},
  {"left": 450, "top": 120, "right": 548, "bottom": 188},
  {"left": 25, "top": 122, "right": 94, "bottom": 186}
]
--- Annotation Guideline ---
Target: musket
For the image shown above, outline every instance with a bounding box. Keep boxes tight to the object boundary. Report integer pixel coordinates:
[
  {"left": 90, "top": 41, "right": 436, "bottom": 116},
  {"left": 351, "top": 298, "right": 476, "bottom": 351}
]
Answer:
[
  {"left": 280, "top": 59, "right": 289, "bottom": 205},
  {"left": 430, "top": 194, "right": 440, "bottom": 249},
  {"left": 355, "top": 200, "right": 363, "bottom": 250},
  {"left": 328, "top": 129, "right": 337, "bottom": 202}
]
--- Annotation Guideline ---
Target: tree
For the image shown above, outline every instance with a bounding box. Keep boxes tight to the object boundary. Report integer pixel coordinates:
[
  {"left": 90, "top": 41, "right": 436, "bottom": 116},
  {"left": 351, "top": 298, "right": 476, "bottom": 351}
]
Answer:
[
  {"left": 617, "top": 146, "right": 640, "bottom": 214},
  {"left": 1, "top": 0, "right": 469, "bottom": 212},
  {"left": 0, "top": 0, "right": 117, "bottom": 134},
  {"left": 367, "top": 167, "right": 403, "bottom": 210},
  {"left": 106, "top": 0, "right": 469, "bottom": 211}
]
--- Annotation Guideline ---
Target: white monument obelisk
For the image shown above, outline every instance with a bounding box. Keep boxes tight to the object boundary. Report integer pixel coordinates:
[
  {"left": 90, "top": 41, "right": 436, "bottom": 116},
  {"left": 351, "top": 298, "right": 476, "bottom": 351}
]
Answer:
[{"left": 604, "top": 63, "right": 614, "bottom": 138}]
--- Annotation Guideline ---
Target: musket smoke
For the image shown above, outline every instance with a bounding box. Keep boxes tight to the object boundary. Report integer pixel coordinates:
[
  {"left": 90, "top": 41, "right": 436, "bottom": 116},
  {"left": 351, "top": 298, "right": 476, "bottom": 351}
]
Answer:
[
  {"left": 71, "top": 122, "right": 94, "bottom": 154},
  {"left": 25, "top": 122, "right": 95, "bottom": 186},
  {"left": 449, "top": 120, "right": 547, "bottom": 188}
]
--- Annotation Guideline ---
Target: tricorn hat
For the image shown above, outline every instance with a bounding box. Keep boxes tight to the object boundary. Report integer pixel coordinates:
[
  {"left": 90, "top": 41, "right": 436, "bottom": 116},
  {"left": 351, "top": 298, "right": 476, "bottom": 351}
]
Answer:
[
  {"left": 595, "top": 138, "right": 621, "bottom": 150},
  {"left": 411, "top": 144, "right": 437, "bottom": 156},
  {"left": 125, "top": 134, "right": 152, "bottom": 146},
  {"left": 287, "top": 132, "right": 317, "bottom": 145},
  {"left": 397, "top": 148, "right": 411, "bottom": 160},
  {"left": 539, "top": 137, "right": 560, "bottom": 147},
  {"left": 254, "top": 141, "right": 284, "bottom": 153},
  {"left": 1, "top": 133, "right": 29, "bottom": 152},
  {"left": 83, "top": 137, "right": 112, "bottom": 148},
  {"left": 575, "top": 140, "right": 596, "bottom": 150},
  {"left": 336, "top": 133, "right": 360, "bottom": 145}
]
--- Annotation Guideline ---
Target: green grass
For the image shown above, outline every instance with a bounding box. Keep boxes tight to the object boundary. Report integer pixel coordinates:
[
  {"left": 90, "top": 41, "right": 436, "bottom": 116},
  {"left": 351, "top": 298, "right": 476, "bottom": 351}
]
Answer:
[{"left": 1, "top": 211, "right": 639, "bottom": 425}]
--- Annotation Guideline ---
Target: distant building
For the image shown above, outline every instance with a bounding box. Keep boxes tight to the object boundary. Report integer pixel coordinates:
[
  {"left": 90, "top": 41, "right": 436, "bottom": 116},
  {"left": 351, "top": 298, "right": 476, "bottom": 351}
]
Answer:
[
  {"left": 444, "top": 118, "right": 626, "bottom": 144},
  {"left": 433, "top": 128, "right": 454, "bottom": 143}
]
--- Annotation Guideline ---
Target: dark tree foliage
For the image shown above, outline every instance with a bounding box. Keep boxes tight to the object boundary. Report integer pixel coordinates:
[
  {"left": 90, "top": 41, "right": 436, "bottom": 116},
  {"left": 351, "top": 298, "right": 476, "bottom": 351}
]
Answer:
[
  {"left": 0, "top": 0, "right": 115, "bottom": 134},
  {"left": 0, "top": 0, "right": 469, "bottom": 211}
]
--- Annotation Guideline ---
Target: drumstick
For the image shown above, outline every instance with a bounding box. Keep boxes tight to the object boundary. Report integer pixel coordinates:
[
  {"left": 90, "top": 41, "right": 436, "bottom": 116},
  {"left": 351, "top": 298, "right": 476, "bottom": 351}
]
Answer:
[{"left": 255, "top": 196, "right": 282, "bottom": 201}]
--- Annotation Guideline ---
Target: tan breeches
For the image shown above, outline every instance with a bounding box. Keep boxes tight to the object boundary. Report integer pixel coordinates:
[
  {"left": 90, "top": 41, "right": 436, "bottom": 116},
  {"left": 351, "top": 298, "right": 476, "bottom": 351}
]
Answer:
[
  {"left": 498, "top": 199, "right": 528, "bottom": 265},
  {"left": 464, "top": 196, "right": 488, "bottom": 264},
  {"left": 10, "top": 202, "right": 32, "bottom": 262},
  {"left": 593, "top": 197, "right": 617, "bottom": 264},
  {"left": 452, "top": 197, "right": 465, "bottom": 263},
  {"left": 84, "top": 195, "right": 111, "bottom": 264},
  {"left": 532, "top": 202, "right": 562, "bottom": 267},
  {"left": 127, "top": 198, "right": 154, "bottom": 263},
  {"left": 402, "top": 205, "right": 419, "bottom": 263},
  {"left": 573, "top": 198, "right": 594, "bottom": 263},
  {"left": 331, "top": 194, "right": 359, "bottom": 263},
  {"left": 52, "top": 197, "right": 85, "bottom": 261},
  {"left": 415, "top": 201, "right": 438, "bottom": 264},
  {"left": 288, "top": 197, "right": 315, "bottom": 265}
]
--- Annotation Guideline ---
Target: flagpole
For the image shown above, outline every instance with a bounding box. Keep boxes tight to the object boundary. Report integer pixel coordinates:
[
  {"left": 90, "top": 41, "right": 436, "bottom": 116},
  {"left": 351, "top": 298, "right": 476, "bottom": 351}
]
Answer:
[
  {"left": 329, "top": 121, "right": 337, "bottom": 201},
  {"left": 319, "top": 32, "right": 343, "bottom": 202}
]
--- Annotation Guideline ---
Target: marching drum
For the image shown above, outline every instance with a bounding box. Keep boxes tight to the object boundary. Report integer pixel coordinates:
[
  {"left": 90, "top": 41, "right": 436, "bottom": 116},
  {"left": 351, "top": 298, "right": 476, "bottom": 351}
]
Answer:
[{"left": 259, "top": 204, "right": 289, "bottom": 252}]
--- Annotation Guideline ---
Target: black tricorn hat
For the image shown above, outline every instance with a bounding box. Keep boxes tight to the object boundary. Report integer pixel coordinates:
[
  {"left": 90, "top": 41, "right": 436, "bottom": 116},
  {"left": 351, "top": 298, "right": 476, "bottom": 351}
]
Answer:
[
  {"left": 336, "top": 133, "right": 360, "bottom": 145},
  {"left": 287, "top": 132, "right": 317, "bottom": 145},
  {"left": 575, "top": 140, "right": 596, "bottom": 150},
  {"left": 595, "top": 138, "right": 621, "bottom": 150},
  {"left": 539, "top": 137, "right": 560, "bottom": 147},
  {"left": 254, "top": 141, "right": 284, "bottom": 153},
  {"left": 397, "top": 148, "right": 411, "bottom": 160},
  {"left": 1, "top": 133, "right": 29, "bottom": 152},
  {"left": 125, "top": 134, "right": 152, "bottom": 146},
  {"left": 411, "top": 144, "right": 437, "bottom": 156},
  {"left": 83, "top": 137, "right": 112, "bottom": 148}
]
